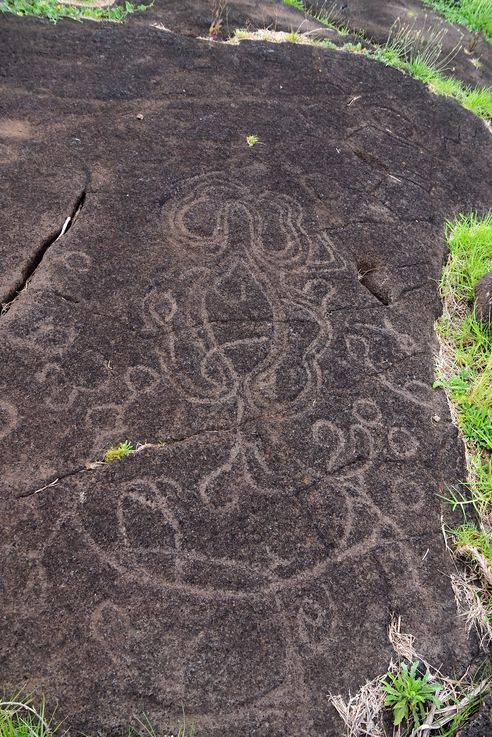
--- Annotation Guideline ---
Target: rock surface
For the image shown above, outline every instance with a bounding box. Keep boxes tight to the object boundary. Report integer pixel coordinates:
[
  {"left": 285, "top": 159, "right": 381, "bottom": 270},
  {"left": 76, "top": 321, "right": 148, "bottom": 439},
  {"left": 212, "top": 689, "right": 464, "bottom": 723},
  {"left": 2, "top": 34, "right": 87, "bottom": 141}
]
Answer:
[
  {"left": 311, "top": 0, "right": 492, "bottom": 87},
  {"left": 0, "top": 9, "right": 491, "bottom": 737},
  {"left": 461, "top": 695, "right": 492, "bottom": 737},
  {"left": 475, "top": 272, "right": 492, "bottom": 326},
  {"left": 135, "top": 0, "right": 327, "bottom": 39}
]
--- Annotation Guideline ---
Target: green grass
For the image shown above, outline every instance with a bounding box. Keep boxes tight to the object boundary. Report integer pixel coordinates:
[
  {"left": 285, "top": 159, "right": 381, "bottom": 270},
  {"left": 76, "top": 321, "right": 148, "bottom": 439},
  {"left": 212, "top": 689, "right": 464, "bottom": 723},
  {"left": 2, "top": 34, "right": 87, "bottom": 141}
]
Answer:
[
  {"left": 286, "top": 29, "right": 301, "bottom": 42},
  {"left": 103, "top": 440, "right": 134, "bottom": 462},
  {"left": 0, "top": 698, "right": 55, "bottom": 737},
  {"left": 412, "top": 66, "right": 492, "bottom": 118},
  {"left": 234, "top": 28, "right": 248, "bottom": 40},
  {"left": 435, "top": 212, "right": 492, "bottom": 632},
  {"left": 0, "top": 0, "right": 148, "bottom": 23},
  {"left": 452, "top": 523, "right": 492, "bottom": 559},
  {"left": 421, "top": 0, "right": 492, "bottom": 41},
  {"left": 460, "top": 86, "right": 492, "bottom": 117},
  {"left": 282, "top": 0, "right": 304, "bottom": 9}
]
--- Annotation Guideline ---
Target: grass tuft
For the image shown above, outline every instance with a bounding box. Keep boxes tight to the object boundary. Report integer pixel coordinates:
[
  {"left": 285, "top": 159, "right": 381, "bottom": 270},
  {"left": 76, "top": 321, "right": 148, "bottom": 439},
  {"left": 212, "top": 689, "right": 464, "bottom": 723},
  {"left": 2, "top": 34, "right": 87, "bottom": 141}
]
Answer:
[
  {"left": 379, "top": 21, "right": 492, "bottom": 117},
  {"left": 441, "top": 212, "right": 492, "bottom": 302},
  {"left": 286, "top": 29, "right": 301, "bottom": 42},
  {"left": 0, "top": 697, "right": 56, "bottom": 737},
  {"left": 246, "top": 133, "right": 261, "bottom": 147},
  {"left": 103, "top": 440, "right": 134, "bottom": 463},
  {"left": 459, "top": 85, "right": 492, "bottom": 117}
]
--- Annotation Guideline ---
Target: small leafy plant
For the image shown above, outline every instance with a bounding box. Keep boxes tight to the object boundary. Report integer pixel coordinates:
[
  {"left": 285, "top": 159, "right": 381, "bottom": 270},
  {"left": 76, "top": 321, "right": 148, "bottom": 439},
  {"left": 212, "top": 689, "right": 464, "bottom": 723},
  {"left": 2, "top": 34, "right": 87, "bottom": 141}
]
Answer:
[
  {"left": 104, "top": 440, "right": 134, "bottom": 463},
  {"left": 246, "top": 134, "right": 261, "bottom": 147},
  {"left": 383, "top": 661, "right": 442, "bottom": 727}
]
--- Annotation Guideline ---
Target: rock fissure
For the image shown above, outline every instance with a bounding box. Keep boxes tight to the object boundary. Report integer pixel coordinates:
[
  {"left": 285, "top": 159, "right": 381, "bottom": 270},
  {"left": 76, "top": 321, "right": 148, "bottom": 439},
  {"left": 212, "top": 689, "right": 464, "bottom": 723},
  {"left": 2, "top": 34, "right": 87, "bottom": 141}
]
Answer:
[
  {"left": 16, "top": 427, "right": 235, "bottom": 499},
  {"left": 0, "top": 188, "right": 86, "bottom": 316}
]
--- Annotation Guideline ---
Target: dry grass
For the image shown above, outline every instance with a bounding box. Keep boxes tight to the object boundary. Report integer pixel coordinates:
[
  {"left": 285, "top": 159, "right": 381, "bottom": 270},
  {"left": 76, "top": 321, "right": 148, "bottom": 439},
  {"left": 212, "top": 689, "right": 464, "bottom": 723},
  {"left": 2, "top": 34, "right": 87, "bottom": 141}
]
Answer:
[
  {"left": 330, "top": 678, "right": 386, "bottom": 737},
  {"left": 228, "top": 28, "right": 324, "bottom": 45},
  {"left": 451, "top": 570, "right": 492, "bottom": 646}
]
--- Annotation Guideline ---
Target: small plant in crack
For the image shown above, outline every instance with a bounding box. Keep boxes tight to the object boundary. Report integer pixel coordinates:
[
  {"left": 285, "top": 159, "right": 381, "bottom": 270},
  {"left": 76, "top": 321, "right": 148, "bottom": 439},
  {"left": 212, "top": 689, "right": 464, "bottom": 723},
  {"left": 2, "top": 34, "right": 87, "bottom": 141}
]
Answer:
[
  {"left": 246, "top": 134, "right": 261, "bottom": 147},
  {"left": 103, "top": 440, "right": 134, "bottom": 463},
  {"left": 383, "top": 661, "right": 442, "bottom": 728},
  {"left": 286, "top": 29, "right": 301, "bottom": 42}
]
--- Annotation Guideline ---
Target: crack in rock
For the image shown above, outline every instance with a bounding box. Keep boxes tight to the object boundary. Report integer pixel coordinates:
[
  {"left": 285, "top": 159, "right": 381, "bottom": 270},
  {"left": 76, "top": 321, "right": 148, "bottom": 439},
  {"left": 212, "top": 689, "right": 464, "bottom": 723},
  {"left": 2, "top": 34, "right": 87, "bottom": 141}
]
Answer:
[{"left": 1, "top": 189, "right": 86, "bottom": 317}]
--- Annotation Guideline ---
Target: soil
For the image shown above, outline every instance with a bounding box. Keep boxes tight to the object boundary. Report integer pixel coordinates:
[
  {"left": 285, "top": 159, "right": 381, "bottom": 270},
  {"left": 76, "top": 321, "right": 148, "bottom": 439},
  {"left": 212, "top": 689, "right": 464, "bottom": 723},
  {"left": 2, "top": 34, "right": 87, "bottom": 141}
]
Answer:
[{"left": 0, "top": 4, "right": 491, "bottom": 737}]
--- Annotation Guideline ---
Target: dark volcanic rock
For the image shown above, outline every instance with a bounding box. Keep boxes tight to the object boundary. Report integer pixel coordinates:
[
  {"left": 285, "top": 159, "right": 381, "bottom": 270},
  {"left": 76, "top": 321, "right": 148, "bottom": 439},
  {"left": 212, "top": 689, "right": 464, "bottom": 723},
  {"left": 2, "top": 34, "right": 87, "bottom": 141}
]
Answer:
[
  {"left": 475, "top": 272, "right": 492, "bottom": 326},
  {"left": 0, "top": 11, "right": 491, "bottom": 737},
  {"left": 134, "top": 0, "right": 327, "bottom": 40},
  {"left": 461, "top": 695, "right": 492, "bottom": 737},
  {"left": 310, "top": 0, "right": 492, "bottom": 87}
]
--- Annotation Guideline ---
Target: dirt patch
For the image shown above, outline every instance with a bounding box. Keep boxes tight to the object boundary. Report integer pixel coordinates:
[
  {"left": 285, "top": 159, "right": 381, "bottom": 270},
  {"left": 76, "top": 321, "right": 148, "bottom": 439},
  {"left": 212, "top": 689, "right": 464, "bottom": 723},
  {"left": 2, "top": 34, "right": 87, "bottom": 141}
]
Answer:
[
  {"left": 0, "top": 118, "right": 33, "bottom": 139},
  {"left": 0, "top": 11, "right": 491, "bottom": 737}
]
